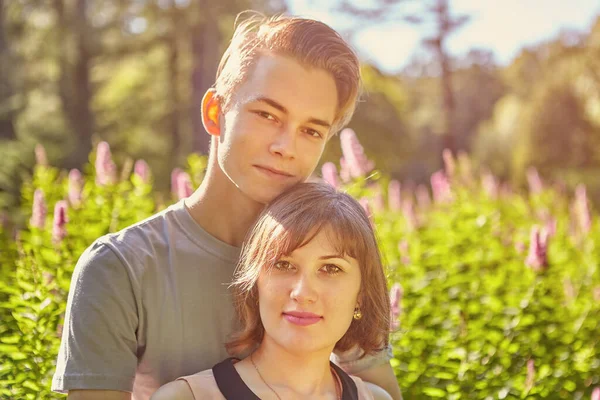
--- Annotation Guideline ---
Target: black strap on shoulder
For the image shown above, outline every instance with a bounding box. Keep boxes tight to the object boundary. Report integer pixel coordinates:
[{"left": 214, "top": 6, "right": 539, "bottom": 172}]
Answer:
[
  {"left": 330, "top": 362, "right": 359, "bottom": 400},
  {"left": 212, "top": 358, "right": 261, "bottom": 400},
  {"left": 212, "top": 358, "right": 359, "bottom": 400}
]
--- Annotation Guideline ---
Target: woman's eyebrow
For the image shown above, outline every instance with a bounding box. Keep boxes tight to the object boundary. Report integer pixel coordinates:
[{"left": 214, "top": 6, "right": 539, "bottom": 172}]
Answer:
[{"left": 318, "top": 254, "right": 346, "bottom": 260}]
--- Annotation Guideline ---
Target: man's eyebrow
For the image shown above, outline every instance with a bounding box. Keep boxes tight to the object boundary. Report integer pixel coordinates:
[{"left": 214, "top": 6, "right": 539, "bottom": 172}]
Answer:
[{"left": 252, "top": 96, "right": 332, "bottom": 129}]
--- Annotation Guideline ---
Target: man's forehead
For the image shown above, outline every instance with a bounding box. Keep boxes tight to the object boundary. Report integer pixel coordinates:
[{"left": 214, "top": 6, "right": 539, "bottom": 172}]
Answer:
[{"left": 235, "top": 53, "right": 338, "bottom": 121}]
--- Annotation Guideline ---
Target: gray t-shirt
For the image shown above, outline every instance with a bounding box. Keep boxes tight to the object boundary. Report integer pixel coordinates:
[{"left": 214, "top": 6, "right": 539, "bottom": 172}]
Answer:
[{"left": 52, "top": 200, "right": 391, "bottom": 399}]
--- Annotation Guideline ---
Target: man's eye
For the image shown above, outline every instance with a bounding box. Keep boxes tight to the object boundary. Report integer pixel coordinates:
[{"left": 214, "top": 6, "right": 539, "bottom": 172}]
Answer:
[
  {"left": 256, "top": 111, "right": 276, "bottom": 121},
  {"left": 274, "top": 260, "right": 292, "bottom": 271},
  {"left": 305, "top": 128, "right": 323, "bottom": 139},
  {"left": 322, "top": 264, "right": 342, "bottom": 275}
]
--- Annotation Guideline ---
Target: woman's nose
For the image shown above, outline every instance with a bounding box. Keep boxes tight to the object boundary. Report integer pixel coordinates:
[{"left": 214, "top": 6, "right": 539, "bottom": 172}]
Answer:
[{"left": 289, "top": 273, "right": 318, "bottom": 304}]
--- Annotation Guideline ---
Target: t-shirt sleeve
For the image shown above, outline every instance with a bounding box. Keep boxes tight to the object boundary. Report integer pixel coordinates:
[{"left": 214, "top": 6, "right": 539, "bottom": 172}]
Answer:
[
  {"left": 52, "top": 240, "right": 139, "bottom": 393},
  {"left": 330, "top": 344, "right": 393, "bottom": 375}
]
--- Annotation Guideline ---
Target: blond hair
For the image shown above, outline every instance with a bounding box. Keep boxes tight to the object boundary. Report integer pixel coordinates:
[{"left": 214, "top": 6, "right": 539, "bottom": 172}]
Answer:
[
  {"left": 214, "top": 11, "right": 362, "bottom": 134},
  {"left": 226, "top": 182, "right": 390, "bottom": 358}
]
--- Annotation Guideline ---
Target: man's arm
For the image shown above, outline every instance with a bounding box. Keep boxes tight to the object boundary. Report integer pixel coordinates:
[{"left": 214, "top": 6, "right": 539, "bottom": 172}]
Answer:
[
  {"left": 52, "top": 241, "right": 138, "bottom": 395},
  {"left": 354, "top": 362, "right": 402, "bottom": 400},
  {"left": 68, "top": 390, "right": 131, "bottom": 400}
]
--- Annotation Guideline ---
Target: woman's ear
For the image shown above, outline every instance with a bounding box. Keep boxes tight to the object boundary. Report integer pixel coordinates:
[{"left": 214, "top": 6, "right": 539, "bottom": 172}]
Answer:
[{"left": 201, "top": 88, "right": 221, "bottom": 137}]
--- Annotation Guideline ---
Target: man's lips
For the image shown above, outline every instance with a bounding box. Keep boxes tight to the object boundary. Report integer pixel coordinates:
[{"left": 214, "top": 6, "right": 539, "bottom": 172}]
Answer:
[
  {"left": 282, "top": 311, "right": 323, "bottom": 326},
  {"left": 254, "top": 165, "right": 294, "bottom": 178}
]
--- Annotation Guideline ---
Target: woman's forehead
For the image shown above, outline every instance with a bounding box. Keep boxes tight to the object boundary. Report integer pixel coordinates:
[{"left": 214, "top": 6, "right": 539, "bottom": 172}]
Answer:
[{"left": 279, "top": 224, "right": 359, "bottom": 259}]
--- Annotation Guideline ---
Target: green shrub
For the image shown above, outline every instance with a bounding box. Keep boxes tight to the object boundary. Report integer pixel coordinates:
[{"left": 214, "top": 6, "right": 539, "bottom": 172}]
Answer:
[{"left": 0, "top": 141, "right": 598, "bottom": 399}]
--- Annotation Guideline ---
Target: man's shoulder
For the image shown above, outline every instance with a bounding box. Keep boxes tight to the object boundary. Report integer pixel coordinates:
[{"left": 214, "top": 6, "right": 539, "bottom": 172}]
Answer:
[
  {"left": 95, "top": 201, "right": 183, "bottom": 255},
  {"left": 105, "top": 201, "right": 182, "bottom": 244},
  {"left": 78, "top": 202, "right": 185, "bottom": 276}
]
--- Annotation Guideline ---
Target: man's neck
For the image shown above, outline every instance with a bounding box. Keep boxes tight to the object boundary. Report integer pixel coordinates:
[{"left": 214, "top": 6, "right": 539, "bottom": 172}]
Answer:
[
  {"left": 242, "top": 338, "right": 338, "bottom": 398},
  {"left": 184, "top": 162, "right": 265, "bottom": 248}
]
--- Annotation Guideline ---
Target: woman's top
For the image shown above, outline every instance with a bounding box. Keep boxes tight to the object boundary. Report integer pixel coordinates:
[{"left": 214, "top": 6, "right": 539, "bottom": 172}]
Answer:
[{"left": 177, "top": 358, "right": 375, "bottom": 399}]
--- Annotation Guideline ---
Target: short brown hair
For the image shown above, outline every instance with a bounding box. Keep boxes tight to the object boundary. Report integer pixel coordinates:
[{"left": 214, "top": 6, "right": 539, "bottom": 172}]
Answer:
[
  {"left": 214, "top": 11, "right": 362, "bottom": 134},
  {"left": 226, "top": 182, "right": 390, "bottom": 357}
]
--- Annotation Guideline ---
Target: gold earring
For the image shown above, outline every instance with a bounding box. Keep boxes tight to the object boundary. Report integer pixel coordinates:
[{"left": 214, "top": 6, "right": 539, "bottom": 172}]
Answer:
[{"left": 353, "top": 307, "right": 362, "bottom": 320}]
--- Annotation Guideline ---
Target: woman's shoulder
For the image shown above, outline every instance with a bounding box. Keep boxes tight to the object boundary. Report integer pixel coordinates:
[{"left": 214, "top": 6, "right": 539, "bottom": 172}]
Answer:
[
  {"left": 349, "top": 375, "right": 392, "bottom": 400},
  {"left": 151, "top": 369, "right": 224, "bottom": 400}
]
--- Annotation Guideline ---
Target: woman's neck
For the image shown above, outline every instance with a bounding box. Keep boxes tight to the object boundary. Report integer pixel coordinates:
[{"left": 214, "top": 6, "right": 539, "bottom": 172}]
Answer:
[{"left": 238, "top": 338, "right": 339, "bottom": 399}]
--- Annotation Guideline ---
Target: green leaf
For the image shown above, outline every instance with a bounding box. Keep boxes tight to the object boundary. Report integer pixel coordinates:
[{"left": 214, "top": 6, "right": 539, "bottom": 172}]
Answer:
[{"left": 423, "top": 387, "right": 447, "bottom": 397}]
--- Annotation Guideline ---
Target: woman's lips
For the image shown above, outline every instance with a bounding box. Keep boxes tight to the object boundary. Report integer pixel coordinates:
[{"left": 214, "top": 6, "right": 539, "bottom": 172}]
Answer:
[{"left": 282, "top": 311, "right": 323, "bottom": 326}]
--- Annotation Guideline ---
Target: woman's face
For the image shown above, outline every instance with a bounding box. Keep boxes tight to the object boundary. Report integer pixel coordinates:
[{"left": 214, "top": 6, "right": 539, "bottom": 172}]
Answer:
[{"left": 257, "top": 227, "right": 362, "bottom": 354}]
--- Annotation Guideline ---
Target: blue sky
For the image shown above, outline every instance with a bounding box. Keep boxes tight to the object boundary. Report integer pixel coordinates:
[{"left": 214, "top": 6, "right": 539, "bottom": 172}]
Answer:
[{"left": 287, "top": 0, "right": 600, "bottom": 73}]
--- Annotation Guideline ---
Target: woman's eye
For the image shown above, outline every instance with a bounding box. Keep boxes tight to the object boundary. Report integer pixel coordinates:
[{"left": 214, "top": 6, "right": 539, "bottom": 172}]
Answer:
[
  {"left": 322, "top": 264, "right": 342, "bottom": 275},
  {"left": 274, "top": 260, "right": 292, "bottom": 271}
]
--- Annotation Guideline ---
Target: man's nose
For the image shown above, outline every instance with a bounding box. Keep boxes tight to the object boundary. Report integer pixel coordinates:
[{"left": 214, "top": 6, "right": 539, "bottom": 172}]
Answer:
[
  {"left": 289, "top": 272, "right": 318, "bottom": 304},
  {"left": 269, "top": 125, "right": 297, "bottom": 159}
]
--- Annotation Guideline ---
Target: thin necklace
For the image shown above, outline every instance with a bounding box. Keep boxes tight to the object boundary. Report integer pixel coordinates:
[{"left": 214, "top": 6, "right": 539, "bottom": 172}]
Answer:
[{"left": 250, "top": 352, "right": 342, "bottom": 400}]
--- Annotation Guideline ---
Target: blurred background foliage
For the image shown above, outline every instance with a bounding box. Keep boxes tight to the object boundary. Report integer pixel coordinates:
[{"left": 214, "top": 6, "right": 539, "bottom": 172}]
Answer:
[{"left": 1, "top": 0, "right": 600, "bottom": 217}]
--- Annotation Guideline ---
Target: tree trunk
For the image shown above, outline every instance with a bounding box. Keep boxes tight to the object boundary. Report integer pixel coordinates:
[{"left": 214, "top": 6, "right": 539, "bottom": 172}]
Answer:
[
  {"left": 53, "top": 0, "right": 94, "bottom": 168},
  {"left": 70, "top": 0, "right": 94, "bottom": 166},
  {"left": 190, "top": 4, "right": 220, "bottom": 155},
  {"left": 167, "top": 2, "right": 182, "bottom": 168},
  {"left": 437, "top": 42, "right": 456, "bottom": 154},
  {"left": 0, "top": 0, "right": 17, "bottom": 140},
  {"left": 434, "top": 0, "right": 456, "bottom": 154}
]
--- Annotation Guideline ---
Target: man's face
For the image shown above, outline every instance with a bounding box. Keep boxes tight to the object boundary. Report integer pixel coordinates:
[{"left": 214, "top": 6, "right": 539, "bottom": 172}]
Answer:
[{"left": 217, "top": 52, "right": 338, "bottom": 204}]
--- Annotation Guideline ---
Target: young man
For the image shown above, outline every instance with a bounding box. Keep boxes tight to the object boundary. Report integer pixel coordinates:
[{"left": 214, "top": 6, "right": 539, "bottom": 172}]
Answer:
[{"left": 52, "top": 12, "right": 402, "bottom": 400}]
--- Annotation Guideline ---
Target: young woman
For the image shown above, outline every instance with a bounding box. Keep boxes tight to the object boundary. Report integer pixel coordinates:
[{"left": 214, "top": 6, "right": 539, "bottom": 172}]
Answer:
[{"left": 152, "top": 182, "right": 392, "bottom": 399}]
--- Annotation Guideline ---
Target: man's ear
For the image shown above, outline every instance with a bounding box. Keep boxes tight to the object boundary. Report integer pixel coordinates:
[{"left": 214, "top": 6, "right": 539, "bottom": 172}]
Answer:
[{"left": 201, "top": 88, "right": 221, "bottom": 137}]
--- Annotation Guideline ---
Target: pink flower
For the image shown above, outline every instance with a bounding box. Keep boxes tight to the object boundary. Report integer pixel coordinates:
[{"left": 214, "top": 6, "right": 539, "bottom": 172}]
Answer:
[
  {"left": 35, "top": 144, "right": 48, "bottom": 166},
  {"left": 514, "top": 241, "right": 525, "bottom": 254},
  {"left": 525, "top": 226, "right": 549, "bottom": 272},
  {"left": 545, "top": 217, "right": 557, "bottom": 237},
  {"left": 171, "top": 168, "right": 183, "bottom": 197},
  {"left": 499, "top": 183, "right": 513, "bottom": 198},
  {"left": 457, "top": 151, "right": 473, "bottom": 182},
  {"left": 134, "top": 159, "right": 150, "bottom": 184},
  {"left": 563, "top": 278, "right": 575, "bottom": 301},
  {"left": 442, "top": 149, "right": 455, "bottom": 177},
  {"left": 593, "top": 287, "right": 600, "bottom": 302},
  {"left": 52, "top": 200, "right": 68, "bottom": 243},
  {"left": 388, "top": 180, "right": 401, "bottom": 211},
  {"left": 573, "top": 184, "right": 591, "bottom": 235},
  {"left": 592, "top": 387, "right": 600, "bottom": 400},
  {"left": 390, "top": 283, "right": 403, "bottom": 330},
  {"left": 30, "top": 189, "right": 47, "bottom": 229},
  {"left": 371, "top": 184, "right": 384, "bottom": 213},
  {"left": 339, "top": 157, "right": 351, "bottom": 183},
  {"left": 321, "top": 162, "right": 339, "bottom": 189},
  {"left": 176, "top": 171, "right": 193, "bottom": 200},
  {"left": 95, "top": 141, "right": 117, "bottom": 185},
  {"left": 339, "top": 128, "right": 374, "bottom": 179},
  {"left": 525, "top": 359, "right": 535, "bottom": 390},
  {"left": 398, "top": 240, "right": 410, "bottom": 264},
  {"left": 68, "top": 169, "right": 83, "bottom": 206},
  {"left": 359, "top": 198, "right": 374, "bottom": 226},
  {"left": 430, "top": 170, "right": 452, "bottom": 203},
  {"left": 481, "top": 171, "right": 498, "bottom": 199},
  {"left": 416, "top": 185, "right": 431, "bottom": 209},
  {"left": 402, "top": 199, "right": 418, "bottom": 230},
  {"left": 527, "top": 167, "right": 543, "bottom": 194}
]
